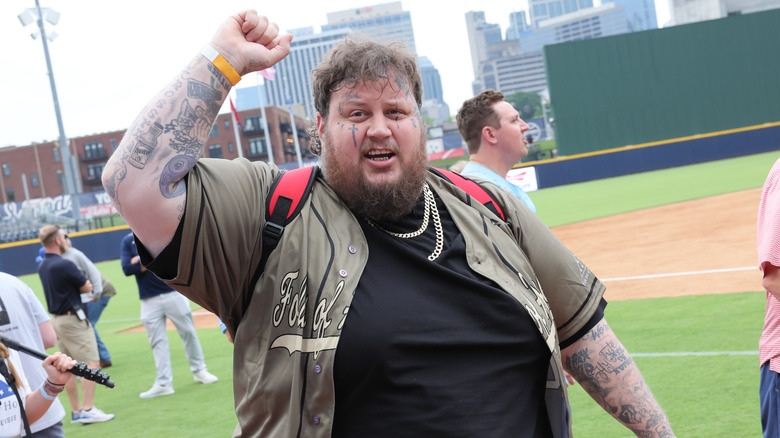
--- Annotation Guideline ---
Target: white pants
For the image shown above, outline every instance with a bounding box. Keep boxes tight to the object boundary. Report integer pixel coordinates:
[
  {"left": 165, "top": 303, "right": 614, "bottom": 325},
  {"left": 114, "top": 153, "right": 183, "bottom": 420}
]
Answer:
[{"left": 140, "top": 292, "right": 207, "bottom": 387}]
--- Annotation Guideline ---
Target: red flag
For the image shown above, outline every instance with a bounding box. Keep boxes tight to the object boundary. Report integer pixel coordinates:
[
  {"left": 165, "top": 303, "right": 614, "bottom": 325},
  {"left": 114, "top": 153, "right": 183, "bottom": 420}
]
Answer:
[{"left": 230, "top": 97, "right": 242, "bottom": 130}]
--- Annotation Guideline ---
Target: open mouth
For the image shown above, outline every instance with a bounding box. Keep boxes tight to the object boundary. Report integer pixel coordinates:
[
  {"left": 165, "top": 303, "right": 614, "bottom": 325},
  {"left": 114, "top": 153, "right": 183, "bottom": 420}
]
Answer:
[{"left": 365, "top": 149, "right": 396, "bottom": 161}]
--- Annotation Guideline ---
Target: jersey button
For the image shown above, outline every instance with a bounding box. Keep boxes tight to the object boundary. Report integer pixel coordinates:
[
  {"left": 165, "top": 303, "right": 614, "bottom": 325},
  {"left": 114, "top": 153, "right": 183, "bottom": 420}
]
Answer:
[
  {"left": 312, "top": 416, "right": 321, "bottom": 425},
  {"left": 313, "top": 364, "right": 322, "bottom": 374}
]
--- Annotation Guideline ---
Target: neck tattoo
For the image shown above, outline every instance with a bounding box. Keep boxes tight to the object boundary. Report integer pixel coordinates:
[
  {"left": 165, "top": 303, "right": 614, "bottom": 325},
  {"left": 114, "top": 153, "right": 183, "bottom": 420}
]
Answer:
[{"left": 367, "top": 183, "right": 444, "bottom": 261}]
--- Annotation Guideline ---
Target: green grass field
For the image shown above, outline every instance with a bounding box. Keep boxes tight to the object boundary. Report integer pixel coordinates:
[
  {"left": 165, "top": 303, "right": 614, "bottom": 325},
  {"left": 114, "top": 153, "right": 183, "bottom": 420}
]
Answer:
[{"left": 16, "top": 150, "right": 780, "bottom": 436}]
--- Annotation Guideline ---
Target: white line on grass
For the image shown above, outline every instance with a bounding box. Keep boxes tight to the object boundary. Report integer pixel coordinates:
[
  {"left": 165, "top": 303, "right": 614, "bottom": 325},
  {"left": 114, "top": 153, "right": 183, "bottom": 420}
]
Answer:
[
  {"left": 632, "top": 351, "right": 757, "bottom": 357},
  {"left": 603, "top": 266, "right": 757, "bottom": 282}
]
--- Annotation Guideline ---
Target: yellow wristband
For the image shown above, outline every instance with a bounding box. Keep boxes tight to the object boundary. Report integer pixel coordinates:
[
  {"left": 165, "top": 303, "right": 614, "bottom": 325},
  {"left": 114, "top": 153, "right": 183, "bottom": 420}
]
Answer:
[{"left": 201, "top": 45, "right": 241, "bottom": 86}]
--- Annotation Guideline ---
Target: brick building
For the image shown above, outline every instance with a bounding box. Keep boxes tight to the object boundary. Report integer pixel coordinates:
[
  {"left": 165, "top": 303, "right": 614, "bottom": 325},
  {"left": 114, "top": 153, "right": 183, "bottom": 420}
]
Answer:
[{"left": 0, "top": 106, "right": 312, "bottom": 203}]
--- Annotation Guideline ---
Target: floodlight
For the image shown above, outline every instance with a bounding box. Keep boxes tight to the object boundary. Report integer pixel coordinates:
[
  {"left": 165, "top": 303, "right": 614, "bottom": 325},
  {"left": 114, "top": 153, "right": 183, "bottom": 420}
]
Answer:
[
  {"left": 17, "top": 10, "right": 35, "bottom": 27},
  {"left": 44, "top": 9, "right": 60, "bottom": 25}
]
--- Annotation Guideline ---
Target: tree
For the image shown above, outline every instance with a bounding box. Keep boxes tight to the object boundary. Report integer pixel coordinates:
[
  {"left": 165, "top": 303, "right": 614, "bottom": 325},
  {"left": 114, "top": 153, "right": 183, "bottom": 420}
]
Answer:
[{"left": 505, "top": 91, "right": 542, "bottom": 121}]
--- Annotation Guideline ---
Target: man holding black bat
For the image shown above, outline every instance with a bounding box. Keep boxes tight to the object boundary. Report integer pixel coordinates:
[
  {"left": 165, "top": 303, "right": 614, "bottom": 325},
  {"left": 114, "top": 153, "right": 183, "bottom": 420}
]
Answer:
[{"left": 37, "top": 225, "right": 114, "bottom": 425}]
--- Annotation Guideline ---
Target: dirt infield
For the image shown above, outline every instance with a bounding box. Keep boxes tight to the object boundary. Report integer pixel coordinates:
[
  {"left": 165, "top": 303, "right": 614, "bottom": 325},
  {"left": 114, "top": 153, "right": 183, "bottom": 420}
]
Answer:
[
  {"left": 551, "top": 188, "right": 763, "bottom": 301},
  {"left": 126, "top": 188, "right": 764, "bottom": 333}
]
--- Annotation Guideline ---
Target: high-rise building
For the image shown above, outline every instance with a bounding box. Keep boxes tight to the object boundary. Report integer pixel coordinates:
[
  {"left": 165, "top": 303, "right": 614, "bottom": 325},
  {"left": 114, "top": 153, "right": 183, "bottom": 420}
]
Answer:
[
  {"left": 259, "top": 27, "right": 350, "bottom": 119},
  {"left": 612, "top": 0, "right": 658, "bottom": 31},
  {"left": 465, "top": 11, "right": 504, "bottom": 77},
  {"left": 472, "top": 3, "right": 629, "bottom": 96},
  {"left": 475, "top": 49, "right": 547, "bottom": 95},
  {"left": 506, "top": 11, "right": 531, "bottom": 40},
  {"left": 322, "top": 2, "right": 417, "bottom": 55},
  {"left": 418, "top": 56, "right": 444, "bottom": 103},
  {"left": 520, "top": 2, "right": 629, "bottom": 52},
  {"left": 418, "top": 56, "right": 450, "bottom": 125},
  {"left": 668, "top": 0, "right": 778, "bottom": 26},
  {"left": 529, "top": 0, "right": 595, "bottom": 28}
]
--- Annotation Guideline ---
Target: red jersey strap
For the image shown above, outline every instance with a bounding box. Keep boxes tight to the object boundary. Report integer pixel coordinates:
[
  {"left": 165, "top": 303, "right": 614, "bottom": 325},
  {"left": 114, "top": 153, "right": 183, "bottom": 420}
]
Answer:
[
  {"left": 430, "top": 167, "right": 506, "bottom": 221},
  {"left": 257, "top": 166, "right": 319, "bottom": 277},
  {"left": 267, "top": 166, "right": 319, "bottom": 222}
]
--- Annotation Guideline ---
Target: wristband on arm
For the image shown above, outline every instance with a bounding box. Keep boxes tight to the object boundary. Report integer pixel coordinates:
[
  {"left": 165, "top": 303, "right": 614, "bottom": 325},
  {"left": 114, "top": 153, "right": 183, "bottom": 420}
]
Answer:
[{"left": 201, "top": 45, "right": 241, "bottom": 86}]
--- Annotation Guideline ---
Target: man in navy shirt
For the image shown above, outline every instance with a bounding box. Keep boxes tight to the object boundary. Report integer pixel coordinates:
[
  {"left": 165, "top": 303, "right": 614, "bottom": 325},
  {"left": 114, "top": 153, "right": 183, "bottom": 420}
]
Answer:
[
  {"left": 120, "top": 232, "right": 218, "bottom": 399},
  {"left": 37, "top": 225, "right": 115, "bottom": 424}
]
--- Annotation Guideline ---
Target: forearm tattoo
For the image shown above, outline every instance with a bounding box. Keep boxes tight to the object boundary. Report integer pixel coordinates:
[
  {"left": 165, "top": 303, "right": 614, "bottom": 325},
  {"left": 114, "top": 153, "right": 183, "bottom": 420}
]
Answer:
[
  {"left": 564, "top": 322, "right": 675, "bottom": 437},
  {"left": 106, "top": 54, "right": 227, "bottom": 210}
]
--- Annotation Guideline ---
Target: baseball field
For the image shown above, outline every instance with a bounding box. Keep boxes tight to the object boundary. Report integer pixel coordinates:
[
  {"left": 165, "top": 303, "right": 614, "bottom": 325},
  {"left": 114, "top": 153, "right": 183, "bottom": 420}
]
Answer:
[{"left": 17, "top": 150, "right": 778, "bottom": 437}]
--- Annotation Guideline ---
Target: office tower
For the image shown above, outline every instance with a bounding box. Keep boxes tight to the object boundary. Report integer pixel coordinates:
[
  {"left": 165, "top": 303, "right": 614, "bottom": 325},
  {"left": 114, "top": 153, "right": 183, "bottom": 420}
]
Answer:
[
  {"left": 506, "top": 11, "right": 531, "bottom": 40},
  {"left": 529, "top": 0, "right": 595, "bottom": 28},
  {"left": 612, "top": 0, "right": 658, "bottom": 30},
  {"left": 465, "top": 11, "right": 504, "bottom": 77},
  {"left": 418, "top": 56, "right": 450, "bottom": 125},
  {"left": 519, "top": 2, "right": 629, "bottom": 52},
  {"left": 322, "top": 2, "right": 417, "bottom": 55},
  {"left": 418, "top": 56, "right": 444, "bottom": 103},
  {"left": 259, "top": 27, "right": 350, "bottom": 119},
  {"left": 669, "top": 0, "right": 778, "bottom": 26},
  {"left": 473, "top": 3, "right": 628, "bottom": 96}
]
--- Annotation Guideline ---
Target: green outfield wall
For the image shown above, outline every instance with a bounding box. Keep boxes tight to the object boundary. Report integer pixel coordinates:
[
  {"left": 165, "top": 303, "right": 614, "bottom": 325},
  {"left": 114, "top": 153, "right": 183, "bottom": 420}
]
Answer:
[{"left": 544, "top": 8, "right": 780, "bottom": 155}]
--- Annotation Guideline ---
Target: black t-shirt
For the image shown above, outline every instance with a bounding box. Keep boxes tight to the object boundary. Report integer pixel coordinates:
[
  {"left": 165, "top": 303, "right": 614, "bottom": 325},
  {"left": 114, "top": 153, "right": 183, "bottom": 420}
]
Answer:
[
  {"left": 38, "top": 253, "right": 87, "bottom": 315},
  {"left": 332, "top": 189, "right": 554, "bottom": 437}
]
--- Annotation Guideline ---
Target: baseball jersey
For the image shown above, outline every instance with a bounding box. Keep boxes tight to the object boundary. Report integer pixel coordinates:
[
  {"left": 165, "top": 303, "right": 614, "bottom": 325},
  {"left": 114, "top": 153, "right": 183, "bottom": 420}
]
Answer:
[{"left": 142, "top": 158, "right": 605, "bottom": 438}]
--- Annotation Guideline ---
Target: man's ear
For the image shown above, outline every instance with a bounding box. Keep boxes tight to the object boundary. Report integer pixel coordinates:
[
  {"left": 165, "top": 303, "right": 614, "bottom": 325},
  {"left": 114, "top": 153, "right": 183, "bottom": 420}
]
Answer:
[
  {"left": 316, "top": 113, "right": 326, "bottom": 139},
  {"left": 482, "top": 125, "right": 497, "bottom": 145}
]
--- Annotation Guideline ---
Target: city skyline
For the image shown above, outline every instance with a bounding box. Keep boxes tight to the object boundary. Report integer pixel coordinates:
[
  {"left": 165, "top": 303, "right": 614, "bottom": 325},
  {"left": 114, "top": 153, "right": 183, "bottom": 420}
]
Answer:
[{"left": 0, "top": 0, "right": 670, "bottom": 148}]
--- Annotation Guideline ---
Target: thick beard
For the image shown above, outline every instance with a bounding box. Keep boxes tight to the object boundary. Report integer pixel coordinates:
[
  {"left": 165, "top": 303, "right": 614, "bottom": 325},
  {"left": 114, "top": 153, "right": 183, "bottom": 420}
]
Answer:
[{"left": 321, "top": 133, "right": 428, "bottom": 222}]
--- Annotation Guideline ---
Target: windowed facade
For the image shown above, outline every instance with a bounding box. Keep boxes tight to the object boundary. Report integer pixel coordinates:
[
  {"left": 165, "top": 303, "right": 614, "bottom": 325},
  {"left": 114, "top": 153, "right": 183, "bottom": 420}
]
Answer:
[
  {"left": 84, "top": 141, "right": 106, "bottom": 159},
  {"left": 30, "top": 173, "right": 39, "bottom": 188},
  {"left": 249, "top": 137, "right": 266, "bottom": 156},
  {"left": 110, "top": 138, "right": 117, "bottom": 151},
  {"left": 57, "top": 169, "right": 64, "bottom": 186},
  {"left": 53, "top": 147, "right": 60, "bottom": 162},
  {"left": 208, "top": 144, "right": 223, "bottom": 158},
  {"left": 209, "top": 124, "right": 219, "bottom": 138},
  {"left": 6, "top": 188, "right": 13, "bottom": 202},
  {"left": 87, "top": 163, "right": 105, "bottom": 180},
  {"left": 224, "top": 120, "right": 230, "bottom": 130},
  {"left": 1, "top": 163, "right": 8, "bottom": 177},
  {"left": 244, "top": 115, "right": 263, "bottom": 133},
  {"left": 228, "top": 142, "right": 235, "bottom": 153}
]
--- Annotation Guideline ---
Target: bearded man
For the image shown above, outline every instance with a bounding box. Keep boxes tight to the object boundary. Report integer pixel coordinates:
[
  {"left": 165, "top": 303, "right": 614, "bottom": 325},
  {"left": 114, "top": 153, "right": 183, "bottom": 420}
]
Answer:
[{"left": 102, "top": 10, "right": 674, "bottom": 438}]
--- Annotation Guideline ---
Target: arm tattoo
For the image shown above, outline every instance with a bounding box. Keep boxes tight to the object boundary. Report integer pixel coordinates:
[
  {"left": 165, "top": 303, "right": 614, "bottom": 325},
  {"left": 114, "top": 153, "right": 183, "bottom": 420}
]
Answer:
[
  {"left": 164, "top": 100, "right": 210, "bottom": 157},
  {"left": 564, "top": 321, "right": 675, "bottom": 437},
  {"left": 103, "top": 147, "right": 129, "bottom": 210},
  {"left": 159, "top": 155, "right": 196, "bottom": 198},
  {"left": 128, "top": 122, "right": 164, "bottom": 169}
]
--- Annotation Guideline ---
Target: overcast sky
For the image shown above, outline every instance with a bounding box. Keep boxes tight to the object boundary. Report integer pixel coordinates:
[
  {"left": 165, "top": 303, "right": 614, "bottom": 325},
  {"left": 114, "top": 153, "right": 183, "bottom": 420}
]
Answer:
[{"left": 0, "top": 0, "right": 669, "bottom": 147}]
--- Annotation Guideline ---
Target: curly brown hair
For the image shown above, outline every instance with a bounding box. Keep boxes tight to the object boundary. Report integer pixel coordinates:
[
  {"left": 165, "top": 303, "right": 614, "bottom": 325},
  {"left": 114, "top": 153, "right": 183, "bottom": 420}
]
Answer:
[
  {"left": 307, "top": 35, "right": 423, "bottom": 155},
  {"left": 455, "top": 89, "right": 505, "bottom": 154}
]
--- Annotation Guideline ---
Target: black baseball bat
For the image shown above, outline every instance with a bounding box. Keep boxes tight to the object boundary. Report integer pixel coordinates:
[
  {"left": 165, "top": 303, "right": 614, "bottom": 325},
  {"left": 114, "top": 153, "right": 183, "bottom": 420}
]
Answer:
[{"left": 0, "top": 336, "right": 115, "bottom": 388}]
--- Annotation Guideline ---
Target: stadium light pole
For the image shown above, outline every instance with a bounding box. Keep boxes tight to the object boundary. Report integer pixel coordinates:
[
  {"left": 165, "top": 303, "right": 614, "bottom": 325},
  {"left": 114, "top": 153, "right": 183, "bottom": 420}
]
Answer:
[{"left": 18, "top": 1, "right": 81, "bottom": 230}]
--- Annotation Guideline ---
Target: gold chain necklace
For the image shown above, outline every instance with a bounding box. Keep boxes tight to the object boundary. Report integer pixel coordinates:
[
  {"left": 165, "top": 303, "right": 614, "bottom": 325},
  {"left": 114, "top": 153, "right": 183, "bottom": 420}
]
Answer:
[{"left": 367, "top": 183, "right": 444, "bottom": 261}]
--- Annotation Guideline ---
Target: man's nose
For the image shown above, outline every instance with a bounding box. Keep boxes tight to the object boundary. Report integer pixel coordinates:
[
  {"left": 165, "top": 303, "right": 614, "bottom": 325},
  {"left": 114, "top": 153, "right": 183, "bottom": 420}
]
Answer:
[
  {"left": 520, "top": 119, "right": 530, "bottom": 132},
  {"left": 367, "top": 116, "right": 391, "bottom": 140}
]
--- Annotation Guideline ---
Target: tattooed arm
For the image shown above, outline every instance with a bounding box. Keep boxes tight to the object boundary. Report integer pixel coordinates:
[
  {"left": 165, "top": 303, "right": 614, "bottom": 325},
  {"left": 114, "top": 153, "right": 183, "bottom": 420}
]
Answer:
[
  {"left": 101, "top": 10, "right": 291, "bottom": 257},
  {"left": 561, "top": 318, "right": 675, "bottom": 437}
]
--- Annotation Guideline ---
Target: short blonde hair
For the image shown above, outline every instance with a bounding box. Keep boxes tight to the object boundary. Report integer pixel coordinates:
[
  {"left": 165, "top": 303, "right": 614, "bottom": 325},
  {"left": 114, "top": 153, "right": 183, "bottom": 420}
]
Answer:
[{"left": 39, "top": 225, "right": 61, "bottom": 247}]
